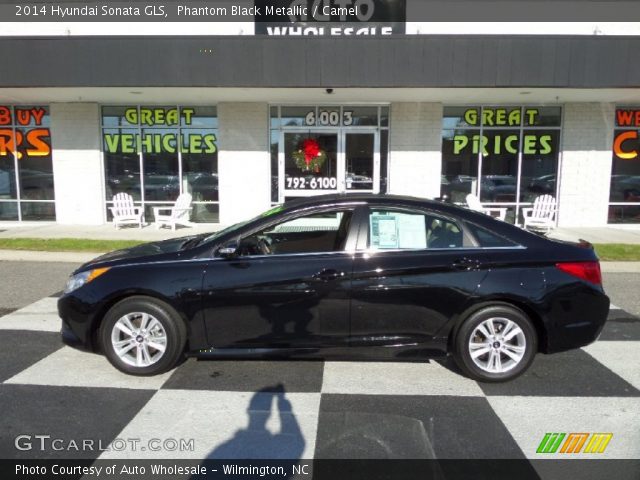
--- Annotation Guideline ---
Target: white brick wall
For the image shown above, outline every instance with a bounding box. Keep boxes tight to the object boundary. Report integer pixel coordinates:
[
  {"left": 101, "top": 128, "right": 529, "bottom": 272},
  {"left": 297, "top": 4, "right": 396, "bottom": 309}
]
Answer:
[
  {"left": 50, "top": 103, "right": 105, "bottom": 225},
  {"left": 558, "top": 103, "right": 615, "bottom": 227},
  {"left": 217, "top": 103, "right": 271, "bottom": 225},
  {"left": 388, "top": 103, "right": 443, "bottom": 199}
]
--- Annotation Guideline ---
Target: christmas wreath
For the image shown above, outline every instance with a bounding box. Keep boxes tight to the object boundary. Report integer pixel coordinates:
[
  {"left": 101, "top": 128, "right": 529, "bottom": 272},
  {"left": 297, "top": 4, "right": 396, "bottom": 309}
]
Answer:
[{"left": 292, "top": 138, "right": 327, "bottom": 172}]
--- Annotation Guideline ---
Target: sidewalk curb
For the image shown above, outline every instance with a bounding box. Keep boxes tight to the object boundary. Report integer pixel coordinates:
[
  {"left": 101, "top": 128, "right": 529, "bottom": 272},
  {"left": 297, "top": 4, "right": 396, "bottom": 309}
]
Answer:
[
  {"left": 0, "top": 250, "right": 103, "bottom": 263},
  {"left": 1, "top": 249, "right": 640, "bottom": 272}
]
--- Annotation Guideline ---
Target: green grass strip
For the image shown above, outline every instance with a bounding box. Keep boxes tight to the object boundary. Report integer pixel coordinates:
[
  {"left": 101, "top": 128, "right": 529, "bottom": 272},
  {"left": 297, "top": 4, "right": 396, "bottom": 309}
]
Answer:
[
  {"left": 0, "top": 238, "right": 144, "bottom": 253},
  {"left": 593, "top": 243, "right": 640, "bottom": 261}
]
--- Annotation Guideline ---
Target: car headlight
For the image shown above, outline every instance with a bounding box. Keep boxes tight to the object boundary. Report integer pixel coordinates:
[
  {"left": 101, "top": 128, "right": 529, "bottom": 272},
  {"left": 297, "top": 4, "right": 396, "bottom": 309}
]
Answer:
[{"left": 64, "top": 267, "right": 111, "bottom": 294}]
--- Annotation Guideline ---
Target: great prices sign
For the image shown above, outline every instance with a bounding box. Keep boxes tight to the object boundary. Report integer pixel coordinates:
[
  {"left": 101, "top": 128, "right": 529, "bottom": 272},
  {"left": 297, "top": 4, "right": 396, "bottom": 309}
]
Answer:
[
  {"left": 0, "top": 106, "right": 51, "bottom": 159},
  {"left": 451, "top": 107, "right": 556, "bottom": 156}
]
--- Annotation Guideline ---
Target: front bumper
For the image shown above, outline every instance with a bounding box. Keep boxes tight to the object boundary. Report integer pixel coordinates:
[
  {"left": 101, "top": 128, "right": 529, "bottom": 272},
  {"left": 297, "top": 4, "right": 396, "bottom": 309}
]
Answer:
[
  {"left": 57, "top": 294, "right": 99, "bottom": 352},
  {"left": 60, "top": 319, "right": 90, "bottom": 350}
]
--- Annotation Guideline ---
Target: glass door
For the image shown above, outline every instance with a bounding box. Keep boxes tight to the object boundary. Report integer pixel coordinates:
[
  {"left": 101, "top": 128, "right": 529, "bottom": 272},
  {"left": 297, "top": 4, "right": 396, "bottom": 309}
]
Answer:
[
  {"left": 344, "top": 131, "right": 379, "bottom": 193},
  {"left": 279, "top": 129, "right": 380, "bottom": 202},
  {"left": 280, "top": 130, "right": 341, "bottom": 200}
]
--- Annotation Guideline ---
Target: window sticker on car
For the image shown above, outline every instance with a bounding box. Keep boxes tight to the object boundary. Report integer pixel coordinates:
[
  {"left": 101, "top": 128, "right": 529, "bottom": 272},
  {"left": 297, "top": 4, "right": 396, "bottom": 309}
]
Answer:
[
  {"left": 370, "top": 212, "right": 427, "bottom": 249},
  {"left": 396, "top": 214, "right": 428, "bottom": 249},
  {"left": 371, "top": 214, "right": 398, "bottom": 248}
]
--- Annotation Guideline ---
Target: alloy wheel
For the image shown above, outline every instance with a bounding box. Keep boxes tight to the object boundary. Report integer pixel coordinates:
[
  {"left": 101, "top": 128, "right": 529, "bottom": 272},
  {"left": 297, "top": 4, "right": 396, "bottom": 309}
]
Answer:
[
  {"left": 110, "top": 312, "right": 168, "bottom": 368},
  {"left": 467, "top": 317, "right": 526, "bottom": 373}
]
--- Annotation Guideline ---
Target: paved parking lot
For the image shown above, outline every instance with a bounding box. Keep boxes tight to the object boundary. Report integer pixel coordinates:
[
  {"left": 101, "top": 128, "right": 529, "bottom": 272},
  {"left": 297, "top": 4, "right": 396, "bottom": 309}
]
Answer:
[{"left": 0, "top": 261, "right": 638, "bottom": 478}]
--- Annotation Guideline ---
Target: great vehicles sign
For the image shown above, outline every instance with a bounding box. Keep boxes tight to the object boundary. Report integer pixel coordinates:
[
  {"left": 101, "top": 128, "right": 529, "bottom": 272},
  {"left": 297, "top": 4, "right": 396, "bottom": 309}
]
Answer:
[{"left": 103, "top": 107, "right": 217, "bottom": 155}]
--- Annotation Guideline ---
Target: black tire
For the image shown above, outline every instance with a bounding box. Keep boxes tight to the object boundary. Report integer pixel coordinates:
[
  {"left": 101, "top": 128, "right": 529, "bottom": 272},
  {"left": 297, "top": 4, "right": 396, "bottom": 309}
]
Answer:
[
  {"left": 452, "top": 305, "right": 537, "bottom": 383},
  {"left": 100, "top": 296, "right": 187, "bottom": 376}
]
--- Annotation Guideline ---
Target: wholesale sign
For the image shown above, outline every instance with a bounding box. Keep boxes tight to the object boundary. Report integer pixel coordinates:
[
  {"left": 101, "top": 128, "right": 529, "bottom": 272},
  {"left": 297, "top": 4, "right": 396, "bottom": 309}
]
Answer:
[
  {"left": 254, "top": 0, "right": 406, "bottom": 36},
  {"left": 0, "top": 106, "right": 51, "bottom": 158}
]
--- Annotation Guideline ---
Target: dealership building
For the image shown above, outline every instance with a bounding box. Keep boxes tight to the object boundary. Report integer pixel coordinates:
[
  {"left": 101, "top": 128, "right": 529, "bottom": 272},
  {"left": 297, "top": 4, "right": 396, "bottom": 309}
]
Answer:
[{"left": 1, "top": 19, "right": 640, "bottom": 227}]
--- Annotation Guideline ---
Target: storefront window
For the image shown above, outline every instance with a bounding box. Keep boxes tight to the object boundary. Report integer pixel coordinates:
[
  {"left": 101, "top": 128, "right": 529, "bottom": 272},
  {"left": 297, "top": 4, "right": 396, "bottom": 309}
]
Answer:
[
  {"left": 0, "top": 105, "right": 55, "bottom": 221},
  {"left": 441, "top": 106, "right": 561, "bottom": 224},
  {"left": 609, "top": 107, "right": 640, "bottom": 223},
  {"left": 441, "top": 128, "right": 479, "bottom": 203},
  {"left": 521, "top": 129, "right": 559, "bottom": 203},
  {"left": 478, "top": 130, "right": 519, "bottom": 203},
  {"left": 102, "top": 106, "right": 218, "bottom": 223}
]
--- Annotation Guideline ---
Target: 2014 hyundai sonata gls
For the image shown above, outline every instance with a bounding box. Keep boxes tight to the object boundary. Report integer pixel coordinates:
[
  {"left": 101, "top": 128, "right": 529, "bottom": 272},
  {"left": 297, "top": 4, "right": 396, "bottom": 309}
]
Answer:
[{"left": 58, "top": 194, "right": 610, "bottom": 382}]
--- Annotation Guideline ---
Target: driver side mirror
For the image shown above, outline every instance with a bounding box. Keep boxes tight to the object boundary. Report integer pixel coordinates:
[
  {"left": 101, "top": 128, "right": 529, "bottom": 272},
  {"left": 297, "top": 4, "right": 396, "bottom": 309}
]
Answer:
[{"left": 218, "top": 239, "right": 239, "bottom": 258}]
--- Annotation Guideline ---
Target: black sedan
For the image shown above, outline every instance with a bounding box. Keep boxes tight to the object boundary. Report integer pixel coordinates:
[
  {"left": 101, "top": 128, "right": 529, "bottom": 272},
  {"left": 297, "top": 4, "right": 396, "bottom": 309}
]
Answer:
[{"left": 58, "top": 194, "right": 609, "bottom": 382}]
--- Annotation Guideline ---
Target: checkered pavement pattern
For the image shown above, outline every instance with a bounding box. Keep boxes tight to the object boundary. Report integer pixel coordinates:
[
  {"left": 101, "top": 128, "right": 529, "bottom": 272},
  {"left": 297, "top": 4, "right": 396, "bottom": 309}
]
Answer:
[{"left": 0, "top": 294, "right": 638, "bottom": 469}]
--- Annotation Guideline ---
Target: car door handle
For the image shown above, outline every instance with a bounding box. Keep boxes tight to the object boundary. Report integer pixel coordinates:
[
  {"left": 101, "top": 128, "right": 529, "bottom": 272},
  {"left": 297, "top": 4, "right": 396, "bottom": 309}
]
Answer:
[
  {"left": 451, "top": 258, "right": 481, "bottom": 271},
  {"left": 312, "top": 269, "right": 344, "bottom": 282}
]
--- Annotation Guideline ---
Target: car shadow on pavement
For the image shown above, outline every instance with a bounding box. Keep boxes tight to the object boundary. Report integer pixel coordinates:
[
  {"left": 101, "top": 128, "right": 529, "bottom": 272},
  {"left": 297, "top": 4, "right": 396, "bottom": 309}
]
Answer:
[{"left": 433, "top": 356, "right": 466, "bottom": 377}]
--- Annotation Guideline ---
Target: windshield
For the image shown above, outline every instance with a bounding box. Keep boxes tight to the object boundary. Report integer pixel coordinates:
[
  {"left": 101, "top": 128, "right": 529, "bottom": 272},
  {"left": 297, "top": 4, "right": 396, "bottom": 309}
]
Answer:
[{"left": 201, "top": 204, "right": 285, "bottom": 244}]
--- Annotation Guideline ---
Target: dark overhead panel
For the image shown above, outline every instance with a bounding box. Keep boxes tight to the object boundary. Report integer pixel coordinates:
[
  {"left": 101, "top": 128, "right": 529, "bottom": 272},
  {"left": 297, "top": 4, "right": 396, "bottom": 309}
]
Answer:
[{"left": 1, "top": 35, "right": 639, "bottom": 88}]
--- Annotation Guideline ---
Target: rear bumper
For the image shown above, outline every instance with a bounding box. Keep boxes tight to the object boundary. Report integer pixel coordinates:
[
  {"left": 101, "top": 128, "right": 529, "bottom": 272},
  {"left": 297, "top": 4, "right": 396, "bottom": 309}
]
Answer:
[{"left": 543, "top": 288, "right": 610, "bottom": 354}]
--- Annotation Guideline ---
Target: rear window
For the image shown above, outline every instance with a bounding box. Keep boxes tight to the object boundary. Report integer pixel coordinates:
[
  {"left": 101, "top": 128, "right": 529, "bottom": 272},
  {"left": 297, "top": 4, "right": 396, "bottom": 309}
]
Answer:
[{"left": 466, "top": 223, "right": 518, "bottom": 248}]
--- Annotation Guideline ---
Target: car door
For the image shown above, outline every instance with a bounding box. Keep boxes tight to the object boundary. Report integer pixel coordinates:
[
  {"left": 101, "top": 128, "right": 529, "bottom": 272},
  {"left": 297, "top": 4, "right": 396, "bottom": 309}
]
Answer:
[
  {"left": 349, "top": 205, "right": 488, "bottom": 346},
  {"left": 202, "top": 206, "right": 359, "bottom": 348}
]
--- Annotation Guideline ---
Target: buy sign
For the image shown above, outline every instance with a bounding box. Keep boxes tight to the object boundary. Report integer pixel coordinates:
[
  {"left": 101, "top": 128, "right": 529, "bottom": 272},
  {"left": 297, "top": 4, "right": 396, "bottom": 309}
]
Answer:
[{"left": 0, "top": 106, "right": 51, "bottom": 159}]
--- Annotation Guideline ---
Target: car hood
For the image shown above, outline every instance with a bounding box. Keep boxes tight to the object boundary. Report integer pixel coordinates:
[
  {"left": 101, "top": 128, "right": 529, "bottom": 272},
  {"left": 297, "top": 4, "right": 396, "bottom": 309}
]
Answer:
[{"left": 77, "top": 233, "right": 208, "bottom": 272}]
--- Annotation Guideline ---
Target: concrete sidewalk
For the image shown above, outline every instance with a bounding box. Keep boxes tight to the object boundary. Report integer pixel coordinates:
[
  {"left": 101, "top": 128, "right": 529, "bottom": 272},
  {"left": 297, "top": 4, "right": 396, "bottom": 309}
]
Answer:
[
  {"left": 0, "top": 250, "right": 101, "bottom": 263},
  {"left": 0, "top": 222, "right": 223, "bottom": 241},
  {"left": 548, "top": 226, "right": 640, "bottom": 244}
]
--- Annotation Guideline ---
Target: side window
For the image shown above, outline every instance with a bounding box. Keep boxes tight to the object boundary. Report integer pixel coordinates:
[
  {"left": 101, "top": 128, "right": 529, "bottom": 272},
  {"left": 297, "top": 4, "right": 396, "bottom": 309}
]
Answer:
[
  {"left": 239, "top": 209, "right": 353, "bottom": 256},
  {"left": 369, "top": 209, "right": 464, "bottom": 250},
  {"left": 465, "top": 223, "right": 518, "bottom": 248}
]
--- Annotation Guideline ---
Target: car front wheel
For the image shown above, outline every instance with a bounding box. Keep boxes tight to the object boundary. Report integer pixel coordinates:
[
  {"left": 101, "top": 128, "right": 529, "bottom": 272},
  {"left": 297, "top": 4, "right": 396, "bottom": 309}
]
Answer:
[
  {"left": 453, "top": 305, "right": 537, "bottom": 382},
  {"left": 100, "top": 296, "right": 187, "bottom": 376}
]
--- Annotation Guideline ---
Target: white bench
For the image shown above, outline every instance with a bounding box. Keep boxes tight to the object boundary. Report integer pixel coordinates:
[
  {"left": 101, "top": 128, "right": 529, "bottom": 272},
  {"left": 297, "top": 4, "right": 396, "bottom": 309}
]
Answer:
[
  {"left": 523, "top": 195, "right": 557, "bottom": 233},
  {"left": 465, "top": 194, "right": 507, "bottom": 221},
  {"left": 110, "top": 193, "right": 143, "bottom": 229},
  {"left": 153, "top": 193, "right": 194, "bottom": 231}
]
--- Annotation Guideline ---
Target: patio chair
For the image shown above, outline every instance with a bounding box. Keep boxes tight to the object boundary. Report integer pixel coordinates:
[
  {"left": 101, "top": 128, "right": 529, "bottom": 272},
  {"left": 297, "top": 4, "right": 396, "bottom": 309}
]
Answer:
[
  {"left": 523, "top": 195, "right": 557, "bottom": 233},
  {"left": 109, "top": 193, "right": 143, "bottom": 229},
  {"left": 465, "top": 194, "right": 507, "bottom": 221},
  {"left": 153, "top": 193, "right": 193, "bottom": 230}
]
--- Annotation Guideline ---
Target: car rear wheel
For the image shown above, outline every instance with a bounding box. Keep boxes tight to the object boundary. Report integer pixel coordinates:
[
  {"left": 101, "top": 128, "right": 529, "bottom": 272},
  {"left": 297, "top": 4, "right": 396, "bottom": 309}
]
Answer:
[
  {"left": 100, "top": 296, "right": 187, "bottom": 376},
  {"left": 453, "top": 305, "right": 537, "bottom": 382}
]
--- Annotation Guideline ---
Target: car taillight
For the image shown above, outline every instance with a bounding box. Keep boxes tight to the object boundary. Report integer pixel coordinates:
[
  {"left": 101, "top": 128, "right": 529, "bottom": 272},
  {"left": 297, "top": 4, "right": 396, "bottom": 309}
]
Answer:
[{"left": 555, "top": 261, "right": 602, "bottom": 286}]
